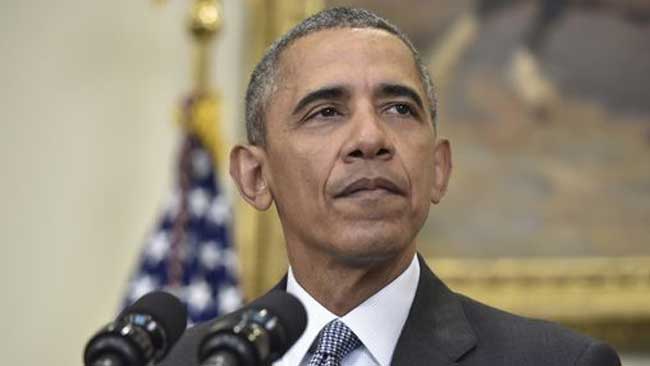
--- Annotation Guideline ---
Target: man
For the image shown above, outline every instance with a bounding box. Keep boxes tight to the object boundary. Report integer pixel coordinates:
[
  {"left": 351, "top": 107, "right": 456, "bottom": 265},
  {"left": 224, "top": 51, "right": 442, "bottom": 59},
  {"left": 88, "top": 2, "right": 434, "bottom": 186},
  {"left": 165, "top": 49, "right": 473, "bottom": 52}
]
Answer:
[{"left": 161, "top": 7, "right": 620, "bottom": 366}]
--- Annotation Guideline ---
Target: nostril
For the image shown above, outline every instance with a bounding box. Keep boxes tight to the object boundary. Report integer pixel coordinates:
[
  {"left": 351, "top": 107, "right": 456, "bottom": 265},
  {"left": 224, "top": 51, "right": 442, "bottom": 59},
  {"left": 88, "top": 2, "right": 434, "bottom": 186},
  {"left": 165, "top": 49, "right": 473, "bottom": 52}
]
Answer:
[
  {"left": 349, "top": 149, "right": 363, "bottom": 158},
  {"left": 377, "top": 148, "right": 391, "bottom": 156}
]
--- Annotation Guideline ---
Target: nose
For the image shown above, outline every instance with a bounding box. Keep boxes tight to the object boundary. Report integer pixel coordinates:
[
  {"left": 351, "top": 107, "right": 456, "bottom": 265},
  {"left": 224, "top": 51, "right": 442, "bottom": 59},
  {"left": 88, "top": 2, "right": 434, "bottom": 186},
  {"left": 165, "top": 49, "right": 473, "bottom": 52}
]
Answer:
[{"left": 341, "top": 109, "right": 394, "bottom": 163}]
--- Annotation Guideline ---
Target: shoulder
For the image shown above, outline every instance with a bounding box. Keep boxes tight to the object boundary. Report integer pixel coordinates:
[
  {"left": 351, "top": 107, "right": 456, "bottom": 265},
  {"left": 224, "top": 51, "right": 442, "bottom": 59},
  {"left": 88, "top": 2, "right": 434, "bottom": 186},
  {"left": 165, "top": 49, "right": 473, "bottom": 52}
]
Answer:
[{"left": 456, "top": 294, "right": 621, "bottom": 366}]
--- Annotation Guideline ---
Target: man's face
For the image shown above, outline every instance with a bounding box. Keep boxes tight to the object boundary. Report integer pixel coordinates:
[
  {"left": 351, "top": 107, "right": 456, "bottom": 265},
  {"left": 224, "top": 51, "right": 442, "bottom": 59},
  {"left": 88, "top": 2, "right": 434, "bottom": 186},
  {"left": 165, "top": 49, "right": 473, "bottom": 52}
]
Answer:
[{"left": 259, "top": 28, "right": 449, "bottom": 263}]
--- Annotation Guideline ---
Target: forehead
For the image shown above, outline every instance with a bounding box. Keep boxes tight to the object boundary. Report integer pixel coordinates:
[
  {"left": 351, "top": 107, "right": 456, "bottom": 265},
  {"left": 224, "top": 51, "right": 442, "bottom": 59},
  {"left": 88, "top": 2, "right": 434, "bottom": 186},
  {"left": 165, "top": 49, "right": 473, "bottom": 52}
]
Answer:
[{"left": 273, "top": 27, "right": 424, "bottom": 105}]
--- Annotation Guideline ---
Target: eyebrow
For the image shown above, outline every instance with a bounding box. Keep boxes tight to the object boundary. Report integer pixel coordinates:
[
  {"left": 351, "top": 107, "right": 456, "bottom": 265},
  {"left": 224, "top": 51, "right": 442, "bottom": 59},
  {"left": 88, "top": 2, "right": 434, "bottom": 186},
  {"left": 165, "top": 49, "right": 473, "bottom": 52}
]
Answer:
[
  {"left": 292, "top": 86, "right": 349, "bottom": 116},
  {"left": 374, "top": 83, "right": 424, "bottom": 111}
]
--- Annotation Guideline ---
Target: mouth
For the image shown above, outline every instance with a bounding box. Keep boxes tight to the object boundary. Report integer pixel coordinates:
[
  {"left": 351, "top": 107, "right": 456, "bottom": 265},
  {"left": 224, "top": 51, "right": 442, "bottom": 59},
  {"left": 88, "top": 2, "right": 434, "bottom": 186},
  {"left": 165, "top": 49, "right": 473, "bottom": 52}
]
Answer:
[{"left": 334, "top": 177, "right": 404, "bottom": 198}]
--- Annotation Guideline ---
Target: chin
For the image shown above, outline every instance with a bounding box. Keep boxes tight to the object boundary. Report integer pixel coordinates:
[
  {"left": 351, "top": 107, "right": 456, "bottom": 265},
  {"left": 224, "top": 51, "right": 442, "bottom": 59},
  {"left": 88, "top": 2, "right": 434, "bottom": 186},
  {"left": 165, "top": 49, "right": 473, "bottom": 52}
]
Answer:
[{"left": 328, "top": 228, "right": 411, "bottom": 266}]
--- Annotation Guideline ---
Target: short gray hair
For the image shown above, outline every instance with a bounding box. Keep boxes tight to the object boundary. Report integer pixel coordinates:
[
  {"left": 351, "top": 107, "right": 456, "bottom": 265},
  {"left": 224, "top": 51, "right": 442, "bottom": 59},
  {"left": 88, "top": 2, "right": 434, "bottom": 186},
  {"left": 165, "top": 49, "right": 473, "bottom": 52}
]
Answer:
[{"left": 244, "top": 7, "right": 437, "bottom": 146}]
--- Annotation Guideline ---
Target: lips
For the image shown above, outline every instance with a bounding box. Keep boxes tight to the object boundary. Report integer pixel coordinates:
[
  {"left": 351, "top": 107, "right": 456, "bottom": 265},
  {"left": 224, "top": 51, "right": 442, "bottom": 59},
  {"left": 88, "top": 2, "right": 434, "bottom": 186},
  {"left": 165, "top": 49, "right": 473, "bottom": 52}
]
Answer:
[{"left": 334, "top": 177, "right": 404, "bottom": 198}]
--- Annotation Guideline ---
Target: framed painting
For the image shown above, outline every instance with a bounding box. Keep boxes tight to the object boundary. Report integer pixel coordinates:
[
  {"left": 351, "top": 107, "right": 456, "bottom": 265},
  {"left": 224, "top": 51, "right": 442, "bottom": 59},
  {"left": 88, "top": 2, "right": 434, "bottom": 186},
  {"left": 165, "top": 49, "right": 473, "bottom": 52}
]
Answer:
[{"left": 236, "top": 0, "right": 650, "bottom": 351}]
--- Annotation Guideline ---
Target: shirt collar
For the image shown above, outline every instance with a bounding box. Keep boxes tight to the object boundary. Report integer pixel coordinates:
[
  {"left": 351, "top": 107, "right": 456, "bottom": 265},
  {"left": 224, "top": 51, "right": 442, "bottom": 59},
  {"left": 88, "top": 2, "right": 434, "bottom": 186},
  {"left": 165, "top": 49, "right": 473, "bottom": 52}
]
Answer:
[{"left": 279, "top": 255, "right": 420, "bottom": 366}]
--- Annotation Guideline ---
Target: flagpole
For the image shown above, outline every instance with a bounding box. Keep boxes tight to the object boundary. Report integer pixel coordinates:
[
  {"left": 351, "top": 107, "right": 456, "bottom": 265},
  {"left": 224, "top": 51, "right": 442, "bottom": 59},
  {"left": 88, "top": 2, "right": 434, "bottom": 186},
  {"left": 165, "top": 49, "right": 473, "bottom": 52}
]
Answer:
[
  {"left": 124, "top": 0, "right": 243, "bottom": 322},
  {"left": 170, "top": 0, "right": 226, "bottom": 287},
  {"left": 189, "top": 0, "right": 222, "bottom": 94}
]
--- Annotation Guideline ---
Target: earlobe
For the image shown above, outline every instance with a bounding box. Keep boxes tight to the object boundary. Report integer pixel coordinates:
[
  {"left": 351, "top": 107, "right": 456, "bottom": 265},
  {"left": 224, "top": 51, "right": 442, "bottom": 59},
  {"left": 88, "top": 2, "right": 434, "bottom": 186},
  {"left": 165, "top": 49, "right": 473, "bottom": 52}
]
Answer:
[
  {"left": 430, "top": 139, "right": 452, "bottom": 205},
  {"left": 229, "top": 144, "right": 273, "bottom": 210}
]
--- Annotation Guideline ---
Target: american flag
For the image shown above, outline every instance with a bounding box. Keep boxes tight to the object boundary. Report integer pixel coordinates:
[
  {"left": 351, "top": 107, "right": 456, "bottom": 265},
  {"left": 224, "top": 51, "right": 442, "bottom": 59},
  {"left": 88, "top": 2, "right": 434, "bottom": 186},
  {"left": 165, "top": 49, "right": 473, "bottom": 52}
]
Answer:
[{"left": 123, "top": 97, "right": 242, "bottom": 324}]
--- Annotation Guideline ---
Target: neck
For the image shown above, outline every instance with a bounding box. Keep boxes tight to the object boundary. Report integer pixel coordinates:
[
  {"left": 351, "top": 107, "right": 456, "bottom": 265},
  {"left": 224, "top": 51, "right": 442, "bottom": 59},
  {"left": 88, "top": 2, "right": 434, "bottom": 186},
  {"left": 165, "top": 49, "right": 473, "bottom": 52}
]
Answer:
[{"left": 288, "top": 246, "right": 416, "bottom": 316}]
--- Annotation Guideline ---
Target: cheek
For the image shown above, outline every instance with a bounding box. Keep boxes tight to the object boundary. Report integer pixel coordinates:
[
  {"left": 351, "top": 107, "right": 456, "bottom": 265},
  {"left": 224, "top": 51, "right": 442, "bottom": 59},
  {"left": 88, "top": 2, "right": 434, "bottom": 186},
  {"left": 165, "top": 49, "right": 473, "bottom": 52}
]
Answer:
[
  {"left": 292, "top": 140, "right": 339, "bottom": 191},
  {"left": 271, "top": 154, "right": 327, "bottom": 210},
  {"left": 399, "top": 139, "right": 437, "bottom": 204}
]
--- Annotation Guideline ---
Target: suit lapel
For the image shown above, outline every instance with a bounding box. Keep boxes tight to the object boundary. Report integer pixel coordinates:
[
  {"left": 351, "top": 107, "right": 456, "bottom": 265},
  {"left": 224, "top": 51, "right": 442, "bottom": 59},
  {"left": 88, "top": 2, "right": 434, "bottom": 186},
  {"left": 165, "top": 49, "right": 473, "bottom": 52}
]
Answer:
[{"left": 390, "top": 255, "right": 477, "bottom": 365}]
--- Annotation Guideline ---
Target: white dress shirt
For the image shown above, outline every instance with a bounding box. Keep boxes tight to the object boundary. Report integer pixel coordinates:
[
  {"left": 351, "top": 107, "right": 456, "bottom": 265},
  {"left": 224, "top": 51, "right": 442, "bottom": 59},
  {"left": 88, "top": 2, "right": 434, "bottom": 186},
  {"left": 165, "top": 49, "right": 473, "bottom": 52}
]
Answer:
[{"left": 273, "top": 255, "right": 420, "bottom": 366}]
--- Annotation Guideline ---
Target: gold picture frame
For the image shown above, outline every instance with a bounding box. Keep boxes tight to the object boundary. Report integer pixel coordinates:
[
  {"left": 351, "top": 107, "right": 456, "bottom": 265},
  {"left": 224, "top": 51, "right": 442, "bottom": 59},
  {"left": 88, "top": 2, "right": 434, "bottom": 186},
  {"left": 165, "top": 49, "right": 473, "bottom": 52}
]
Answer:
[{"left": 429, "top": 256, "right": 650, "bottom": 350}]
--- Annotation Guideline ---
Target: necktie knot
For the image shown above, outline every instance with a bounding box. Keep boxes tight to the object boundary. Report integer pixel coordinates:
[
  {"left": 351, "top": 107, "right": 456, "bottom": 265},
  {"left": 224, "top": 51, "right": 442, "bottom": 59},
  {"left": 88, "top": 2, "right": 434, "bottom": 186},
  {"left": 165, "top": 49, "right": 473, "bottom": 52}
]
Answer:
[{"left": 308, "top": 319, "right": 361, "bottom": 365}]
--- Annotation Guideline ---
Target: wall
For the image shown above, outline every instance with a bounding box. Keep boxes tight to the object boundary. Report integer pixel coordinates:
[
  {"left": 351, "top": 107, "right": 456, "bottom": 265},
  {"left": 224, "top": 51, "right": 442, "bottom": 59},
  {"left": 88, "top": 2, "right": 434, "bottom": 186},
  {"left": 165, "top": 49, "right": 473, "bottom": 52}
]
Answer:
[{"left": 0, "top": 1, "right": 244, "bottom": 365}]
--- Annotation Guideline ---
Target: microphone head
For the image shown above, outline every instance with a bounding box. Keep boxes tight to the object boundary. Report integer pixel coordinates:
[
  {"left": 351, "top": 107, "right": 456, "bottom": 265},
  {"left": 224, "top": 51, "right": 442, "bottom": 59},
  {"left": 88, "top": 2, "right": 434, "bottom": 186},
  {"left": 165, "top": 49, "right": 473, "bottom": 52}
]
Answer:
[
  {"left": 248, "top": 290, "right": 307, "bottom": 352},
  {"left": 84, "top": 291, "right": 188, "bottom": 366},
  {"left": 120, "top": 290, "right": 188, "bottom": 347},
  {"left": 199, "top": 290, "right": 307, "bottom": 365}
]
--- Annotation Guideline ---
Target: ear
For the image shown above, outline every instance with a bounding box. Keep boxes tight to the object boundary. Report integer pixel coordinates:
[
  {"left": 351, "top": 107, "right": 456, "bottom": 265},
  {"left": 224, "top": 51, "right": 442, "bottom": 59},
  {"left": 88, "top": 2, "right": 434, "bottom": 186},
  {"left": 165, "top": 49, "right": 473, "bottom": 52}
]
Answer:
[
  {"left": 229, "top": 144, "right": 273, "bottom": 211},
  {"left": 430, "top": 139, "right": 452, "bottom": 205}
]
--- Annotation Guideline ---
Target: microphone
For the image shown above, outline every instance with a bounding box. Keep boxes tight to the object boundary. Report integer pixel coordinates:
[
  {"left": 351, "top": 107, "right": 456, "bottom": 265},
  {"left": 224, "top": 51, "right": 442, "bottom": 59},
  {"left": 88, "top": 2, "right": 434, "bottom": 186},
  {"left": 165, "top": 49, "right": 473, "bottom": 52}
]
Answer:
[
  {"left": 83, "top": 291, "right": 188, "bottom": 366},
  {"left": 198, "top": 290, "right": 307, "bottom": 366}
]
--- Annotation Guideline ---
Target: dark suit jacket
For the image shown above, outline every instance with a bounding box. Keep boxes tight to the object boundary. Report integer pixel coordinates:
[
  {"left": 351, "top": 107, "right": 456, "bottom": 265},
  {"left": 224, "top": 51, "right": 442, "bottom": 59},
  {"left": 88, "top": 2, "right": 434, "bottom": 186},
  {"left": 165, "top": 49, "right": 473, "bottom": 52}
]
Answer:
[{"left": 159, "top": 256, "right": 620, "bottom": 365}]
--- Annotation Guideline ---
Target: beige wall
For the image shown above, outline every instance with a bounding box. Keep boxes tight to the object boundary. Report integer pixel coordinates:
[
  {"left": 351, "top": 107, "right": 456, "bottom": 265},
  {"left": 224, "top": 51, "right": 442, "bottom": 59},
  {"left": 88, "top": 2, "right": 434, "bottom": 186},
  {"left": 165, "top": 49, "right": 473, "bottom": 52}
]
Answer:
[{"left": 0, "top": 1, "right": 244, "bottom": 365}]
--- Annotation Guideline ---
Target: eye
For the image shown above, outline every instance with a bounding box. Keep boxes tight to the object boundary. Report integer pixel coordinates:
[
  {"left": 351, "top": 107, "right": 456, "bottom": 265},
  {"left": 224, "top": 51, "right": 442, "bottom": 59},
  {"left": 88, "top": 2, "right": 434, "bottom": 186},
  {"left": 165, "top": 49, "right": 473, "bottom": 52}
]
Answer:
[
  {"left": 386, "top": 103, "right": 416, "bottom": 117},
  {"left": 305, "top": 106, "right": 342, "bottom": 121},
  {"left": 318, "top": 107, "right": 339, "bottom": 117}
]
